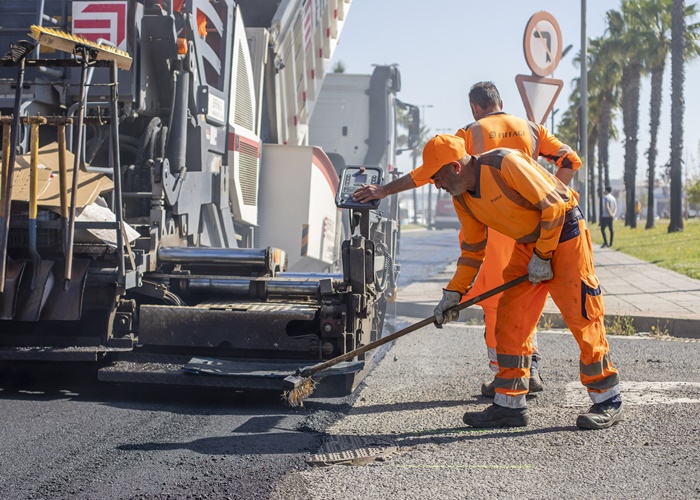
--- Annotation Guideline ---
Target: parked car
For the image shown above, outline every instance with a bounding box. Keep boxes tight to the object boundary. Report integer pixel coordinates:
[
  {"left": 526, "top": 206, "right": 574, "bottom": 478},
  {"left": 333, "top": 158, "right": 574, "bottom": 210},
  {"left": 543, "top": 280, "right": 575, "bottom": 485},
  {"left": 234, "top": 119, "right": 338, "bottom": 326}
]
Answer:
[{"left": 433, "top": 198, "right": 460, "bottom": 229}]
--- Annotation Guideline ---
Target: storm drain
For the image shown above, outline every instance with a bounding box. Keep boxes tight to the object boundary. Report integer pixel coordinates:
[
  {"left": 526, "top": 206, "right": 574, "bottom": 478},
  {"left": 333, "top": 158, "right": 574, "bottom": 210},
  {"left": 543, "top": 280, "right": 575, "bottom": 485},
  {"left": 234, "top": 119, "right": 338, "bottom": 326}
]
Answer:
[{"left": 307, "top": 435, "right": 403, "bottom": 466}]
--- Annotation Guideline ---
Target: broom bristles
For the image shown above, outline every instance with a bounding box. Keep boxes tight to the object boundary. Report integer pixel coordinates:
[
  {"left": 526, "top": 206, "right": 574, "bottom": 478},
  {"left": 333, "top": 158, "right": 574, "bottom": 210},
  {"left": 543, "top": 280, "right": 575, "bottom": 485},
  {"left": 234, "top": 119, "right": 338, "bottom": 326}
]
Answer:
[
  {"left": 28, "top": 25, "right": 132, "bottom": 70},
  {"left": 282, "top": 377, "right": 316, "bottom": 407},
  {"left": 1, "top": 40, "right": 36, "bottom": 62}
]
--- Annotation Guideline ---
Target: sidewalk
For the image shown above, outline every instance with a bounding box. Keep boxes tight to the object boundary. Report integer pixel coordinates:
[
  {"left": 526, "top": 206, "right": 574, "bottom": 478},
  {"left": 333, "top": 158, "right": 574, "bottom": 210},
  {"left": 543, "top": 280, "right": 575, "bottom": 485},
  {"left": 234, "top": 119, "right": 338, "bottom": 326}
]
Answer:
[{"left": 395, "top": 243, "right": 700, "bottom": 339}]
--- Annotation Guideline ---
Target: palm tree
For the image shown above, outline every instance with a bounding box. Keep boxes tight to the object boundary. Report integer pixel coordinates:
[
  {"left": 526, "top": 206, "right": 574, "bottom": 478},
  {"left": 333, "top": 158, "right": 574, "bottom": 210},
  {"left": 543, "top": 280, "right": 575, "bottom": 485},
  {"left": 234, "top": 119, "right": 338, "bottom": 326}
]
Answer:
[
  {"left": 669, "top": 0, "right": 686, "bottom": 232},
  {"left": 607, "top": 2, "right": 647, "bottom": 228},
  {"left": 637, "top": 0, "right": 673, "bottom": 229},
  {"left": 668, "top": 0, "right": 700, "bottom": 231},
  {"left": 586, "top": 35, "right": 621, "bottom": 223}
]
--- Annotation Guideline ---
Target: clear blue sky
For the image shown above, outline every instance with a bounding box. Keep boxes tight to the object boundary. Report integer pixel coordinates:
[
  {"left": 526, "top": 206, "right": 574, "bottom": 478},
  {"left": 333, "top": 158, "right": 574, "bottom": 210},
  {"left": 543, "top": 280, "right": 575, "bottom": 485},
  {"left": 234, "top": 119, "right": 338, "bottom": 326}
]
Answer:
[{"left": 330, "top": 0, "right": 700, "bottom": 183}]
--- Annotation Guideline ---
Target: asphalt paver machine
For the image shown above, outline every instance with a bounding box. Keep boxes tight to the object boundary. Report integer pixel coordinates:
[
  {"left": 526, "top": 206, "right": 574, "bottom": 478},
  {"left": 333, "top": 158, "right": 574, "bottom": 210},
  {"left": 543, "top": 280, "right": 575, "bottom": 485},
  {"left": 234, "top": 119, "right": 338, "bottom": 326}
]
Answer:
[{"left": 0, "top": 0, "right": 419, "bottom": 395}]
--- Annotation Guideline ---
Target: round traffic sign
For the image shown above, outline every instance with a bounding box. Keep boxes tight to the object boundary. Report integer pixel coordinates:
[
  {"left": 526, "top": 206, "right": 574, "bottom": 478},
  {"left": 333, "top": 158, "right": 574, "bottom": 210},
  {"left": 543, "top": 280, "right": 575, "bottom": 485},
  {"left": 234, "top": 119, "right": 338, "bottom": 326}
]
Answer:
[{"left": 523, "top": 11, "right": 563, "bottom": 77}]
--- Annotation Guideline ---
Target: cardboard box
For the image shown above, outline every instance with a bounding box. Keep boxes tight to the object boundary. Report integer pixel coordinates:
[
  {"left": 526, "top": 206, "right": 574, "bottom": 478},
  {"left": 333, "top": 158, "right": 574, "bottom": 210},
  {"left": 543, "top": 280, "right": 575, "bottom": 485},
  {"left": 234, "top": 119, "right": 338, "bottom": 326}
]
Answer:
[{"left": 10, "top": 142, "right": 114, "bottom": 210}]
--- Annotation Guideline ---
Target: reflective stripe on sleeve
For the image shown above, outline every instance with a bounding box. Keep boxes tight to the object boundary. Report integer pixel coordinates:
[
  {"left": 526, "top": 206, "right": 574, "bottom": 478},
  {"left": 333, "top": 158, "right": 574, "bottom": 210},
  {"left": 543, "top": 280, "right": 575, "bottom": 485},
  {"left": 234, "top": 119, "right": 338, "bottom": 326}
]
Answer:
[
  {"left": 458, "top": 256, "right": 483, "bottom": 269},
  {"left": 461, "top": 238, "right": 487, "bottom": 253}
]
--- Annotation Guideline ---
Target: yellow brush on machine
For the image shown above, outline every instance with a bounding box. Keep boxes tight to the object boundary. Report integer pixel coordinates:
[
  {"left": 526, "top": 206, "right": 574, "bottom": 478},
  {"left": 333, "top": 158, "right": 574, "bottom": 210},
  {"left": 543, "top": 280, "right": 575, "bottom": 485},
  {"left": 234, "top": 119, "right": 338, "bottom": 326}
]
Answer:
[
  {"left": 29, "top": 25, "right": 132, "bottom": 70},
  {"left": 282, "top": 275, "right": 529, "bottom": 406}
]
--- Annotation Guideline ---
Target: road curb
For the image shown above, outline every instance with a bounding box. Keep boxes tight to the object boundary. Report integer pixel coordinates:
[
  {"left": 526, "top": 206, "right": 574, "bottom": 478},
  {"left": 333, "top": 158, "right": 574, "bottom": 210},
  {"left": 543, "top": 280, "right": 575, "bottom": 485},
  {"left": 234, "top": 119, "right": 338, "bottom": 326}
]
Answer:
[{"left": 393, "top": 301, "right": 700, "bottom": 339}]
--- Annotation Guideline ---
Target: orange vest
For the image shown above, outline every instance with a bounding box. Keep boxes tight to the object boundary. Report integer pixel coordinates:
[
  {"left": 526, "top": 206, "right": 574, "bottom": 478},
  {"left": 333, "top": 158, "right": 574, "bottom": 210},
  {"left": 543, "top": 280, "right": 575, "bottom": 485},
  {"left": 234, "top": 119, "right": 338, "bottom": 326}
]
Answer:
[{"left": 446, "top": 148, "right": 578, "bottom": 293}]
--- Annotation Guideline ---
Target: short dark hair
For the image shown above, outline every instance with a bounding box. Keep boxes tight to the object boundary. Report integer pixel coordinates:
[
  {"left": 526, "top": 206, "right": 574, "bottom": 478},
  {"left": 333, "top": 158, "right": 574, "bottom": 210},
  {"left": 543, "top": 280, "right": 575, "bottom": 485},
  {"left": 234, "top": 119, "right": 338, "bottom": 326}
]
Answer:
[
  {"left": 469, "top": 81, "right": 501, "bottom": 108},
  {"left": 604, "top": 185, "right": 612, "bottom": 193}
]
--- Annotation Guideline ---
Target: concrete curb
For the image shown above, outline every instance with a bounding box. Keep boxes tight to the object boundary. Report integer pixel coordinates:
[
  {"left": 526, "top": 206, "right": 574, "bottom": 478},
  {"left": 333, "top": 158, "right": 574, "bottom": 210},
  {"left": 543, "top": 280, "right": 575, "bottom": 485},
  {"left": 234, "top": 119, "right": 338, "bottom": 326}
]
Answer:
[{"left": 393, "top": 300, "right": 700, "bottom": 339}]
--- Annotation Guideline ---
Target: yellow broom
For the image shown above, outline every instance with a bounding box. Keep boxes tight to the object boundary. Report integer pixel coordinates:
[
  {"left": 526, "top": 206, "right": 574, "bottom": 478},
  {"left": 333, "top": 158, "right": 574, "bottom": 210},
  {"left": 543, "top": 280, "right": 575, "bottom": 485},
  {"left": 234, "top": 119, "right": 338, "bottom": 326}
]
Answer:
[{"left": 29, "top": 25, "right": 132, "bottom": 70}]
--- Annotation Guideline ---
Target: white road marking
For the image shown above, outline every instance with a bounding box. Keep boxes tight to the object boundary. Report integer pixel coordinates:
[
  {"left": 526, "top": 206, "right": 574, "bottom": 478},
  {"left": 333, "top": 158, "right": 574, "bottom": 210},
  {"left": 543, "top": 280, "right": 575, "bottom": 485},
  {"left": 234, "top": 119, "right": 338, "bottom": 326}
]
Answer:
[{"left": 564, "top": 381, "right": 700, "bottom": 407}]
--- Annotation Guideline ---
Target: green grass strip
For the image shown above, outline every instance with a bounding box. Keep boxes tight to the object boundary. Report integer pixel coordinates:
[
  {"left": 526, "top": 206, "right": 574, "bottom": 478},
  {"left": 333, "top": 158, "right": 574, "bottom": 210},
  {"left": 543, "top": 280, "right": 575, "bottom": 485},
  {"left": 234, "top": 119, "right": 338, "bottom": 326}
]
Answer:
[{"left": 589, "top": 218, "right": 700, "bottom": 279}]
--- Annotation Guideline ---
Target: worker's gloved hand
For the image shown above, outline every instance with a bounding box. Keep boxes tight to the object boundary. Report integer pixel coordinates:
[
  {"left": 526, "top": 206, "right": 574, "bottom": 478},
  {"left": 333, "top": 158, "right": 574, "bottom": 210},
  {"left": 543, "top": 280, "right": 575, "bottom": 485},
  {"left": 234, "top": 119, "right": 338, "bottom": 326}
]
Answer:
[
  {"left": 434, "top": 289, "right": 462, "bottom": 325},
  {"left": 528, "top": 253, "right": 553, "bottom": 284}
]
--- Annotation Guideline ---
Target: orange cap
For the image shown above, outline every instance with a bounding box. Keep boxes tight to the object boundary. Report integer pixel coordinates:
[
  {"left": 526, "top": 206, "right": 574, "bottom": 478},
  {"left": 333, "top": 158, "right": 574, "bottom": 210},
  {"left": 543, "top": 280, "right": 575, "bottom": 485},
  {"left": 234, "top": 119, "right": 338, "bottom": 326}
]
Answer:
[{"left": 410, "top": 134, "right": 467, "bottom": 184}]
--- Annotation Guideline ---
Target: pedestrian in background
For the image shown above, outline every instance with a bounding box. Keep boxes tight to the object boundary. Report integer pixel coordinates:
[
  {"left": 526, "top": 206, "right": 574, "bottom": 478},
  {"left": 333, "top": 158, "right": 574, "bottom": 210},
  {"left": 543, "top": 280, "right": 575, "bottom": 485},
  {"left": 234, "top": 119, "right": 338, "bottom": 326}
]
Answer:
[{"left": 600, "top": 186, "right": 617, "bottom": 248}]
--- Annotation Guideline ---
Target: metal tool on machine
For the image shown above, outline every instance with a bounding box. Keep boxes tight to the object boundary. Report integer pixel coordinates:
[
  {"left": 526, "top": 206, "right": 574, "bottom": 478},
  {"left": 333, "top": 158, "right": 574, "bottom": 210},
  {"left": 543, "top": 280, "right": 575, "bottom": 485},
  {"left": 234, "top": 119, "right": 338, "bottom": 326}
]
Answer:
[
  {"left": 282, "top": 275, "right": 530, "bottom": 406},
  {"left": 15, "top": 116, "right": 54, "bottom": 321},
  {"left": 29, "top": 27, "right": 114, "bottom": 290},
  {"left": 0, "top": 40, "right": 35, "bottom": 304}
]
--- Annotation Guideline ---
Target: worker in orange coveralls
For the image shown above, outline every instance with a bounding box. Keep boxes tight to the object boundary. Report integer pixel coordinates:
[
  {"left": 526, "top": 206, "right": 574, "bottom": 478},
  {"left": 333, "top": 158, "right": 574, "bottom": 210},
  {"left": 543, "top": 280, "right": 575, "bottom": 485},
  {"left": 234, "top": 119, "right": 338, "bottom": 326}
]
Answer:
[
  {"left": 420, "top": 134, "right": 621, "bottom": 429},
  {"left": 353, "top": 82, "right": 581, "bottom": 397}
]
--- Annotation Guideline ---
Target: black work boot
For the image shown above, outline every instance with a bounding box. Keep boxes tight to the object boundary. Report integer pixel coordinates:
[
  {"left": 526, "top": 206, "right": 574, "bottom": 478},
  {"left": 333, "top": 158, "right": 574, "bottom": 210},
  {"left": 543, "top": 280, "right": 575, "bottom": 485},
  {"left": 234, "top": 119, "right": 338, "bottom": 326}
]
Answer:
[
  {"left": 480, "top": 379, "right": 496, "bottom": 397},
  {"left": 529, "top": 366, "right": 544, "bottom": 393},
  {"left": 463, "top": 404, "right": 530, "bottom": 428},
  {"left": 576, "top": 398, "right": 622, "bottom": 430}
]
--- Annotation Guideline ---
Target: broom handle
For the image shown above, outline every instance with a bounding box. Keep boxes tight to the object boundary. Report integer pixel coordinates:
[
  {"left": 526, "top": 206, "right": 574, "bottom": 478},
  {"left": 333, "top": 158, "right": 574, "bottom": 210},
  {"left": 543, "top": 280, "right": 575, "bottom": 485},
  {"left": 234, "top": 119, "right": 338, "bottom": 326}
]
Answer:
[{"left": 300, "top": 274, "right": 529, "bottom": 378}]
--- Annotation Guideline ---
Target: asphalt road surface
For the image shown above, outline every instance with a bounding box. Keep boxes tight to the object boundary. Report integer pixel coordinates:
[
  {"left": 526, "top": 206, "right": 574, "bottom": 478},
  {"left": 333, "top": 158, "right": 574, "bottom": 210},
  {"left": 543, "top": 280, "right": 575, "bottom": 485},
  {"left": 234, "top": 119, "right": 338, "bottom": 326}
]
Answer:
[{"left": 1, "top": 228, "right": 699, "bottom": 499}]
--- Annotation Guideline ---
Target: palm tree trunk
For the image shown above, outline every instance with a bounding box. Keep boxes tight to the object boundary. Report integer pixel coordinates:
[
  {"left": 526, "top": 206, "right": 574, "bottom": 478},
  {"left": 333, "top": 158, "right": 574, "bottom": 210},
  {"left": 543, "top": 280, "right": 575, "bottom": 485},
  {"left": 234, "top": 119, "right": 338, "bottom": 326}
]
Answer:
[
  {"left": 588, "top": 128, "right": 598, "bottom": 223},
  {"left": 622, "top": 64, "right": 641, "bottom": 228},
  {"left": 598, "top": 98, "right": 612, "bottom": 221},
  {"left": 669, "top": 0, "right": 685, "bottom": 232},
  {"left": 646, "top": 64, "right": 664, "bottom": 229}
]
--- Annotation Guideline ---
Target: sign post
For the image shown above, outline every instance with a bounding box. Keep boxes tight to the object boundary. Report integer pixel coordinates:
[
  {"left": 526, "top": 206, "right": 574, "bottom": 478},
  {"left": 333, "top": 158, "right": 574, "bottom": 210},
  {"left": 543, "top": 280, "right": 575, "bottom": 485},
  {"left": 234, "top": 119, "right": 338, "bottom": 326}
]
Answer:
[{"left": 516, "top": 11, "right": 564, "bottom": 125}]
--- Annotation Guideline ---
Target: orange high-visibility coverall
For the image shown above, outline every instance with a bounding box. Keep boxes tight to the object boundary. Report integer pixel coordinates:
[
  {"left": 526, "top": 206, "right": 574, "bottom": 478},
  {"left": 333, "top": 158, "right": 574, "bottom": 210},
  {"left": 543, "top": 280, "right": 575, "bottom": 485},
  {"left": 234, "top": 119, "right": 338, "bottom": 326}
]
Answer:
[
  {"left": 411, "top": 112, "right": 582, "bottom": 371},
  {"left": 448, "top": 148, "right": 620, "bottom": 407}
]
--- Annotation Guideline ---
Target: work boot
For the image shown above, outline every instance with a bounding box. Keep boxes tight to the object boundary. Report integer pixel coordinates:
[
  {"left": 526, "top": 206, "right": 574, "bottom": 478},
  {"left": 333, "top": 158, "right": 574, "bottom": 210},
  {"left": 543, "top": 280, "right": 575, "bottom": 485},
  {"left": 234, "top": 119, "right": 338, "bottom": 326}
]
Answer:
[
  {"left": 463, "top": 403, "right": 530, "bottom": 428},
  {"left": 529, "top": 366, "right": 544, "bottom": 393},
  {"left": 480, "top": 379, "right": 496, "bottom": 397},
  {"left": 576, "top": 398, "right": 622, "bottom": 430},
  {"left": 480, "top": 368, "right": 544, "bottom": 398}
]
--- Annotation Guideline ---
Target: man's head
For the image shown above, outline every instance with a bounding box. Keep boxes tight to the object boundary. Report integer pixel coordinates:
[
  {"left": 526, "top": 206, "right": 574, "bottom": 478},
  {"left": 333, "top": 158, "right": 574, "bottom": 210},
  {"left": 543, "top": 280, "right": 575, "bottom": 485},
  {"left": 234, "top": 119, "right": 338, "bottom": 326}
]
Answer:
[
  {"left": 469, "top": 81, "right": 503, "bottom": 120},
  {"left": 604, "top": 185, "right": 612, "bottom": 194},
  {"left": 412, "top": 134, "right": 472, "bottom": 196}
]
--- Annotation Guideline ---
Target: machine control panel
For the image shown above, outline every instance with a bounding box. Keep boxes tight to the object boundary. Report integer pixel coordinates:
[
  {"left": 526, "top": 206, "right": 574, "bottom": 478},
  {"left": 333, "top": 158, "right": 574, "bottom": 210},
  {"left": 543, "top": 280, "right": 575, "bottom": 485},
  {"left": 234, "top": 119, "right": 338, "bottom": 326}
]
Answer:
[{"left": 336, "top": 166, "right": 384, "bottom": 209}]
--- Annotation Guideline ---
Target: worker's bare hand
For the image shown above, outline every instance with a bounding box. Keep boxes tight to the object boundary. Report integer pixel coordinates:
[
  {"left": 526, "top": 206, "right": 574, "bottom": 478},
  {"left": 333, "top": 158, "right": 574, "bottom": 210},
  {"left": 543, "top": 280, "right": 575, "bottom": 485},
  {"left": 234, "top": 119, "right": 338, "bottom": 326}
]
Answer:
[{"left": 352, "top": 184, "right": 385, "bottom": 203}]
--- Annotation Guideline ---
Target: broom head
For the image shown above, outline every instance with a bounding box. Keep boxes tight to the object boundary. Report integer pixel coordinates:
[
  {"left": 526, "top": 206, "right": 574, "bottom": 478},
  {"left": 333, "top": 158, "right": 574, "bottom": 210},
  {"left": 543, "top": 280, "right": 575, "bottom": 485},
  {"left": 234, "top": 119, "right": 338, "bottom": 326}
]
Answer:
[{"left": 29, "top": 25, "right": 132, "bottom": 70}]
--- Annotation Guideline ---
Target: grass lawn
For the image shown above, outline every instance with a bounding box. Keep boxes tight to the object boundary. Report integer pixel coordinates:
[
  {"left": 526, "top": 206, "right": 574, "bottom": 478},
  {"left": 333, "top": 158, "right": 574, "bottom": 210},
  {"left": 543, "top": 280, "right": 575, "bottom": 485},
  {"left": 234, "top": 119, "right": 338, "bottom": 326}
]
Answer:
[{"left": 589, "top": 217, "right": 700, "bottom": 280}]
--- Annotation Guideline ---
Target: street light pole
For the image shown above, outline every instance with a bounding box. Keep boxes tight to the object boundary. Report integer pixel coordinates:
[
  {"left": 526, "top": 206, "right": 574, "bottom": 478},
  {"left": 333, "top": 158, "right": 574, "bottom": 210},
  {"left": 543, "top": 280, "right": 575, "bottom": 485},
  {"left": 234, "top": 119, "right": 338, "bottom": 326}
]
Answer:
[
  {"left": 580, "top": 0, "right": 588, "bottom": 222},
  {"left": 414, "top": 104, "right": 433, "bottom": 226}
]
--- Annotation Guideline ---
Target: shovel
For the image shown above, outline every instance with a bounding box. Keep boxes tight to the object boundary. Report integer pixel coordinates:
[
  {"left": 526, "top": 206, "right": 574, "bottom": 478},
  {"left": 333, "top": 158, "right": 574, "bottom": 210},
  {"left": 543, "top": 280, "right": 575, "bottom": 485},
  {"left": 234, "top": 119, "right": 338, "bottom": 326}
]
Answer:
[
  {"left": 37, "top": 117, "right": 88, "bottom": 322},
  {"left": 0, "top": 120, "right": 27, "bottom": 319},
  {"left": 0, "top": 40, "right": 35, "bottom": 318},
  {"left": 282, "top": 274, "right": 530, "bottom": 406},
  {"left": 15, "top": 116, "right": 54, "bottom": 321}
]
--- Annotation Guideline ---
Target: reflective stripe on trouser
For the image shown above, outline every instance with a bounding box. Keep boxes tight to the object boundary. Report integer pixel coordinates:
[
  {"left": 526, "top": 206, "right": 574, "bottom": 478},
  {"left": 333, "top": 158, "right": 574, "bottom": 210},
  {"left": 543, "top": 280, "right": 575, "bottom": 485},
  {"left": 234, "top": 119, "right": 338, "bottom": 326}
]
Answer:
[
  {"left": 494, "top": 219, "right": 620, "bottom": 402},
  {"left": 461, "top": 230, "right": 544, "bottom": 371}
]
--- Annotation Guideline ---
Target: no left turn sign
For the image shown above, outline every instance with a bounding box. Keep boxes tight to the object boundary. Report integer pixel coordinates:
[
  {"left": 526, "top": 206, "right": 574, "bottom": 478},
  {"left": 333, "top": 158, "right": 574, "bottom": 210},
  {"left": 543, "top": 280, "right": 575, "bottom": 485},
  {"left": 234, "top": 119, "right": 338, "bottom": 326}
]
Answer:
[{"left": 523, "top": 11, "right": 563, "bottom": 77}]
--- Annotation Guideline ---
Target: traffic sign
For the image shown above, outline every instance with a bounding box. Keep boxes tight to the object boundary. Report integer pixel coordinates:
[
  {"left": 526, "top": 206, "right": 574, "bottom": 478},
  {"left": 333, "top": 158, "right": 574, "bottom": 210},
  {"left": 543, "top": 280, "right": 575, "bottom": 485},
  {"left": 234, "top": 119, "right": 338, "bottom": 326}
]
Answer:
[
  {"left": 523, "top": 11, "right": 563, "bottom": 77},
  {"left": 515, "top": 75, "right": 563, "bottom": 125}
]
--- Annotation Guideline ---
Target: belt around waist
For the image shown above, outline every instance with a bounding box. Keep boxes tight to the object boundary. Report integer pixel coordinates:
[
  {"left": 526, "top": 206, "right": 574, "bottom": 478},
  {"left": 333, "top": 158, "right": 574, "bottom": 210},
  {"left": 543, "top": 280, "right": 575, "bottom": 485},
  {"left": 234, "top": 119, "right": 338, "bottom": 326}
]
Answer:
[{"left": 560, "top": 206, "right": 583, "bottom": 243}]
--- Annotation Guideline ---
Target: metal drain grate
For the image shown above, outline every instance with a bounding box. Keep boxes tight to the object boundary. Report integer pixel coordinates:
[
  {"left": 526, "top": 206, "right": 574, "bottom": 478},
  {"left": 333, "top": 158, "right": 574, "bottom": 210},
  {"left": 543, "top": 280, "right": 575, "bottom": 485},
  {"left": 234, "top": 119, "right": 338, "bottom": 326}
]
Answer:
[{"left": 307, "top": 436, "right": 401, "bottom": 466}]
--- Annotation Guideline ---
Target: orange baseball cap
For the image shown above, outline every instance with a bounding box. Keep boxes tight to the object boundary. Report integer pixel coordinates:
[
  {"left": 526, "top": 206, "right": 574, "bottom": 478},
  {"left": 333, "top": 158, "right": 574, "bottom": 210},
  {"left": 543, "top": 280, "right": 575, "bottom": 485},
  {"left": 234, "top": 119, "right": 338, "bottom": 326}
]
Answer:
[{"left": 410, "top": 134, "right": 467, "bottom": 185}]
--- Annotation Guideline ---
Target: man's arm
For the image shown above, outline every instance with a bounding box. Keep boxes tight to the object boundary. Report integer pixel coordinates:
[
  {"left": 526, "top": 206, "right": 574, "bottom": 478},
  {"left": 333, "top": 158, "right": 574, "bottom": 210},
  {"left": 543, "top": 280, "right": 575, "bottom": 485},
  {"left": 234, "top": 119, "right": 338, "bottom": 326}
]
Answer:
[
  {"left": 555, "top": 167, "right": 576, "bottom": 186},
  {"left": 351, "top": 173, "right": 417, "bottom": 203},
  {"left": 445, "top": 197, "right": 487, "bottom": 293},
  {"left": 537, "top": 126, "right": 581, "bottom": 186}
]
